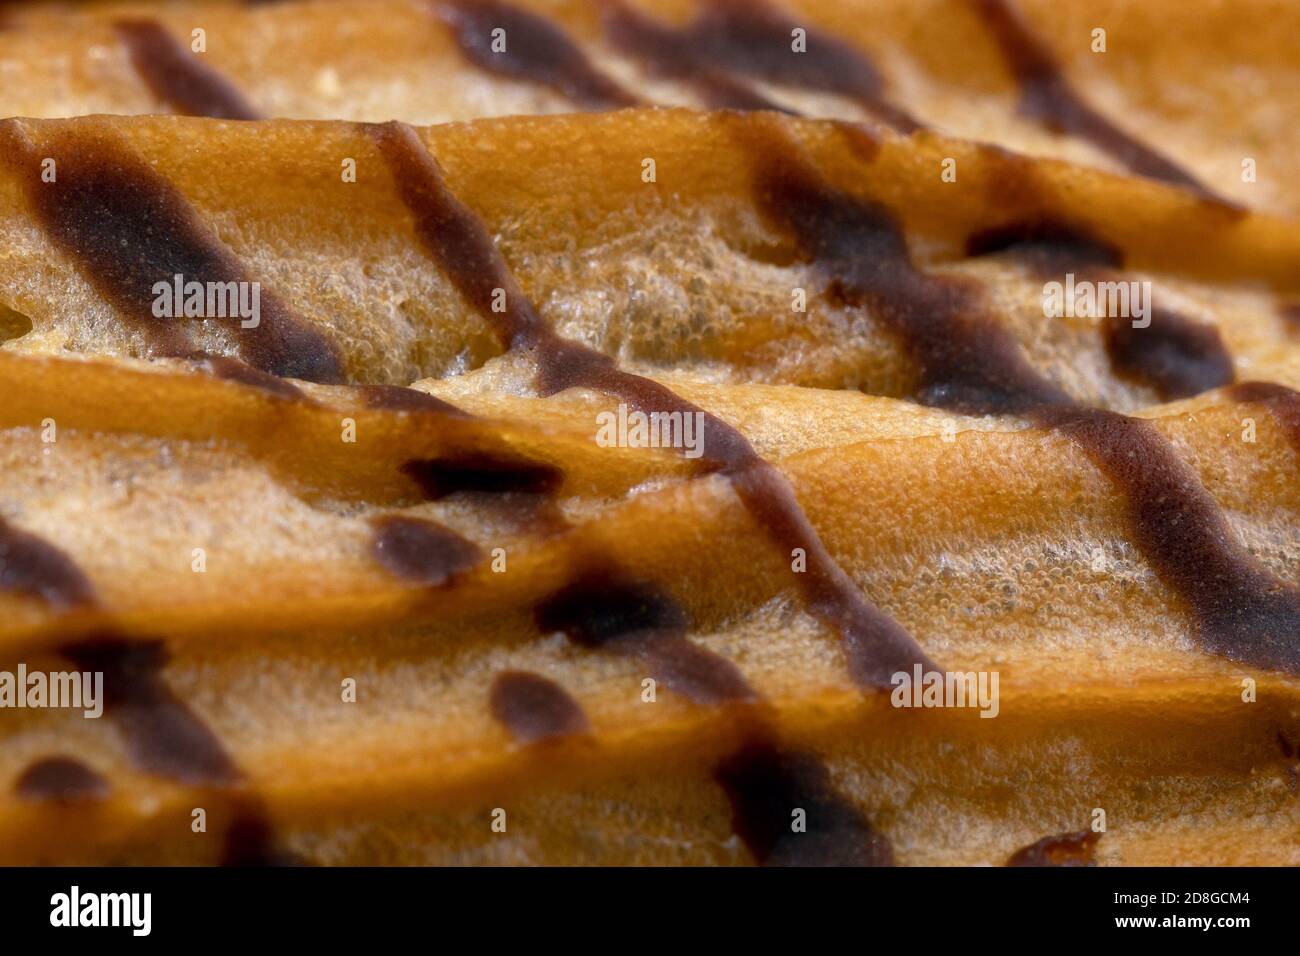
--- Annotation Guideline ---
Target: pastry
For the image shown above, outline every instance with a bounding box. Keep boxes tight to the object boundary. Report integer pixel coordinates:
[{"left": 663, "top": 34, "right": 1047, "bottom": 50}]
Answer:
[{"left": 0, "top": 2, "right": 1296, "bottom": 867}]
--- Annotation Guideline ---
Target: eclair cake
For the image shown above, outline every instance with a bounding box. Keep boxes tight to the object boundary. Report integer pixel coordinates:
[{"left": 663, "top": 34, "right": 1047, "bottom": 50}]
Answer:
[{"left": 0, "top": 0, "right": 1297, "bottom": 866}]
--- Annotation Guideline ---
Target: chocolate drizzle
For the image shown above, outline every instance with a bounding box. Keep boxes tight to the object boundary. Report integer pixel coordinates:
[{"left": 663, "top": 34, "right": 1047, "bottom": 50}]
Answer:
[
  {"left": 1034, "top": 405, "right": 1300, "bottom": 672},
  {"left": 605, "top": 0, "right": 918, "bottom": 131},
  {"left": 751, "top": 124, "right": 1298, "bottom": 673},
  {"left": 489, "top": 670, "right": 590, "bottom": 744},
  {"left": 0, "top": 121, "right": 343, "bottom": 383},
  {"left": 715, "top": 738, "right": 893, "bottom": 866},
  {"left": 968, "top": 0, "right": 1218, "bottom": 199},
  {"left": 15, "top": 757, "right": 110, "bottom": 803},
  {"left": 358, "top": 383, "right": 465, "bottom": 416},
  {"left": 1230, "top": 381, "right": 1300, "bottom": 453},
  {"left": 536, "top": 571, "right": 756, "bottom": 705},
  {"left": 967, "top": 219, "right": 1235, "bottom": 400},
  {"left": 438, "top": 0, "right": 638, "bottom": 109},
  {"left": 370, "top": 514, "right": 481, "bottom": 585},
  {"left": 369, "top": 118, "right": 935, "bottom": 689},
  {"left": 177, "top": 351, "right": 310, "bottom": 401},
  {"left": 61, "top": 638, "right": 240, "bottom": 786},
  {"left": 401, "top": 452, "right": 563, "bottom": 499},
  {"left": 0, "top": 517, "right": 96, "bottom": 609},
  {"left": 1006, "top": 828, "right": 1101, "bottom": 866},
  {"left": 115, "top": 19, "right": 262, "bottom": 120}
]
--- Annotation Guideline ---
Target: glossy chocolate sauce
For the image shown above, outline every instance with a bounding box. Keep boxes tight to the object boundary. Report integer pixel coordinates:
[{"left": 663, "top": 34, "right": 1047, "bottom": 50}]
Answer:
[
  {"left": 489, "top": 670, "right": 590, "bottom": 744},
  {"left": 1006, "top": 828, "right": 1100, "bottom": 866},
  {"left": 115, "top": 20, "right": 262, "bottom": 120},
  {"left": 967, "top": 219, "right": 1235, "bottom": 400},
  {"left": 0, "top": 517, "right": 96, "bottom": 609},
  {"left": 15, "top": 757, "right": 110, "bottom": 803},
  {"left": 0, "top": 121, "right": 343, "bottom": 383},
  {"left": 968, "top": 0, "right": 1216, "bottom": 198},
  {"left": 370, "top": 514, "right": 481, "bottom": 585},
  {"left": 715, "top": 738, "right": 893, "bottom": 866},
  {"left": 439, "top": 0, "right": 638, "bottom": 109}
]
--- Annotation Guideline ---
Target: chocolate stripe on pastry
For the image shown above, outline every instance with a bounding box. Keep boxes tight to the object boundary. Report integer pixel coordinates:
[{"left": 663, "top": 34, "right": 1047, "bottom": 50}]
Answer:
[
  {"left": 115, "top": 19, "right": 262, "bottom": 120},
  {"left": 370, "top": 119, "right": 937, "bottom": 689},
  {"left": 61, "top": 638, "right": 239, "bottom": 786},
  {"left": 1034, "top": 406, "right": 1300, "bottom": 673},
  {"left": 968, "top": 0, "right": 1217, "bottom": 198},
  {"left": 0, "top": 517, "right": 96, "bottom": 610},
  {"left": 966, "top": 220, "right": 1235, "bottom": 400},
  {"left": 15, "top": 757, "right": 110, "bottom": 804},
  {"left": 437, "top": 0, "right": 638, "bottom": 109},
  {"left": 535, "top": 570, "right": 888, "bottom": 865},
  {"left": 715, "top": 738, "right": 893, "bottom": 866},
  {"left": 177, "top": 351, "right": 312, "bottom": 402},
  {"left": 752, "top": 126, "right": 1300, "bottom": 673},
  {"left": 1006, "top": 828, "right": 1101, "bottom": 866},
  {"left": 1230, "top": 381, "right": 1300, "bottom": 453},
  {"left": 536, "top": 571, "right": 757, "bottom": 706},
  {"left": 401, "top": 452, "right": 564, "bottom": 499},
  {"left": 603, "top": 1, "right": 791, "bottom": 113},
  {"left": 370, "top": 514, "right": 482, "bottom": 585},
  {"left": 0, "top": 121, "right": 343, "bottom": 383},
  {"left": 357, "top": 383, "right": 466, "bottom": 416},
  {"left": 489, "top": 670, "right": 590, "bottom": 744},
  {"left": 605, "top": 0, "right": 919, "bottom": 132},
  {"left": 60, "top": 636, "right": 297, "bottom": 865}
]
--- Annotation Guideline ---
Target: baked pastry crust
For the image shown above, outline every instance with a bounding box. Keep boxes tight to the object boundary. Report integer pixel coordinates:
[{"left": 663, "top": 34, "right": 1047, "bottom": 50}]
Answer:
[{"left": 0, "top": 2, "right": 1296, "bottom": 866}]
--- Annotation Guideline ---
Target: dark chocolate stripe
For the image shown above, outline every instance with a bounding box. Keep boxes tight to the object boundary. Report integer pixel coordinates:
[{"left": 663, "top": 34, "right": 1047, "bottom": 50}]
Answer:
[
  {"left": 968, "top": 0, "right": 1217, "bottom": 198},
  {"left": 372, "top": 119, "right": 936, "bottom": 688},
  {"left": 967, "top": 219, "right": 1235, "bottom": 400},
  {"left": 1006, "top": 828, "right": 1100, "bottom": 866},
  {"left": 0, "top": 517, "right": 96, "bottom": 610},
  {"left": 607, "top": 0, "right": 919, "bottom": 132},
  {"left": 1034, "top": 406, "right": 1300, "bottom": 673},
  {"left": 752, "top": 125, "right": 1300, "bottom": 674},
  {"left": 61, "top": 638, "right": 239, "bottom": 786},
  {"left": 0, "top": 121, "right": 343, "bottom": 384},
  {"left": 438, "top": 0, "right": 638, "bottom": 109},
  {"left": 751, "top": 130, "right": 1071, "bottom": 414},
  {"left": 15, "top": 757, "right": 110, "bottom": 804},
  {"left": 536, "top": 571, "right": 757, "bottom": 705},
  {"left": 1229, "top": 381, "right": 1300, "bottom": 454},
  {"left": 370, "top": 514, "right": 481, "bottom": 585},
  {"left": 357, "top": 383, "right": 466, "bottom": 416},
  {"left": 603, "top": 1, "right": 792, "bottom": 113},
  {"left": 715, "top": 738, "right": 893, "bottom": 866},
  {"left": 489, "top": 670, "right": 590, "bottom": 744},
  {"left": 115, "top": 20, "right": 262, "bottom": 120},
  {"left": 401, "top": 452, "right": 563, "bottom": 499},
  {"left": 177, "top": 351, "right": 310, "bottom": 402}
]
